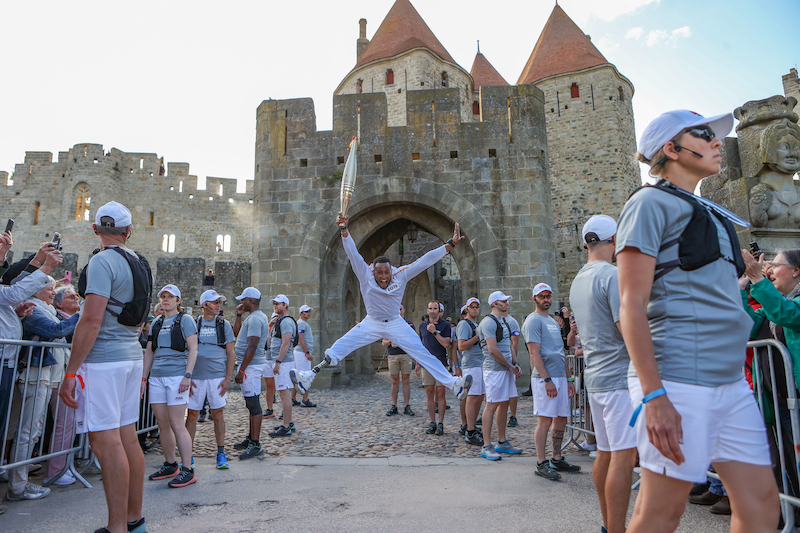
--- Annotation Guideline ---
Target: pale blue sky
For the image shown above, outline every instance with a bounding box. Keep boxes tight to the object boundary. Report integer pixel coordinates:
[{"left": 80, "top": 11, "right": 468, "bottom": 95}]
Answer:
[{"left": 0, "top": 0, "right": 796, "bottom": 191}]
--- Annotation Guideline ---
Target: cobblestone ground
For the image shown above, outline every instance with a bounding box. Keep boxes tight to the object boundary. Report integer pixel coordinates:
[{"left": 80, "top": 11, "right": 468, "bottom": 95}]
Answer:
[{"left": 141, "top": 371, "right": 592, "bottom": 461}]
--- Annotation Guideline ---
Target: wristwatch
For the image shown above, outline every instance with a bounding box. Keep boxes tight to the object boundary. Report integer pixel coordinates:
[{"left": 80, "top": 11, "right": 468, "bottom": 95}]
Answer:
[
  {"left": 184, "top": 372, "right": 192, "bottom": 379},
  {"left": 447, "top": 238, "right": 455, "bottom": 247},
  {"left": 543, "top": 377, "right": 552, "bottom": 383}
]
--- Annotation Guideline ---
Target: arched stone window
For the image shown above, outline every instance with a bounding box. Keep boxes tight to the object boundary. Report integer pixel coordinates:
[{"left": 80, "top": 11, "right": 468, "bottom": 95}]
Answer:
[
  {"left": 441, "top": 71, "right": 448, "bottom": 88},
  {"left": 74, "top": 183, "right": 91, "bottom": 221}
]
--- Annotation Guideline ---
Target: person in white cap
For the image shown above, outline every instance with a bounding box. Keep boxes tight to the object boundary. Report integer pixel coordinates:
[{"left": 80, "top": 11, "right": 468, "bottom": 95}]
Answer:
[
  {"left": 501, "top": 298, "right": 522, "bottom": 429},
  {"left": 290, "top": 213, "right": 473, "bottom": 403},
  {"left": 232, "top": 286, "right": 270, "bottom": 459},
  {"left": 291, "top": 304, "right": 316, "bottom": 408},
  {"left": 619, "top": 110, "right": 778, "bottom": 532},
  {"left": 476, "top": 291, "right": 522, "bottom": 461},
  {"left": 185, "top": 290, "right": 235, "bottom": 470},
  {"left": 523, "top": 282, "right": 580, "bottom": 480},
  {"left": 570, "top": 215, "right": 637, "bottom": 533},
  {"left": 142, "top": 284, "right": 198, "bottom": 488},
  {"left": 457, "top": 297, "right": 484, "bottom": 445},
  {"left": 268, "top": 294, "right": 298, "bottom": 437},
  {"left": 59, "top": 201, "right": 151, "bottom": 533}
]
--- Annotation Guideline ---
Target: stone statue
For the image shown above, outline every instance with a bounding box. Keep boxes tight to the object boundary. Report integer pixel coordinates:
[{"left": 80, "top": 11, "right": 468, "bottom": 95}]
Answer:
[{"left": 749, "top": 118, "right": 800, "bottom": 227}]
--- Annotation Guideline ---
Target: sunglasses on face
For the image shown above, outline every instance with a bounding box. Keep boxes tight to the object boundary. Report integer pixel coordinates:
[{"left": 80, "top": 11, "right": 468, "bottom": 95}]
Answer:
[
  {"left": 683, "top": 125, "right": 716, "bottom": 143},
  {"left": 468, "top": 304, "right": 480, "bottom": 309}
]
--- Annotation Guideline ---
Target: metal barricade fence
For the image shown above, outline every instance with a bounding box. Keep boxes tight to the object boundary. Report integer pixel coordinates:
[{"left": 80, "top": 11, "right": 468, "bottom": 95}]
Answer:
[
  {"left": 564, "top": 354, "right": 593, "bottom": 451},
  {"left": 0, "top": 338, "right": 157, "bottom": 492}
]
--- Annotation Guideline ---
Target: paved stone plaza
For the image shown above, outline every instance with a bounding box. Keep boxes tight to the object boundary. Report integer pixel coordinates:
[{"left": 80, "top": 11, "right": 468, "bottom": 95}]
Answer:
[{"left": 2, "top": 372, "right": 731, "bottom": 532}]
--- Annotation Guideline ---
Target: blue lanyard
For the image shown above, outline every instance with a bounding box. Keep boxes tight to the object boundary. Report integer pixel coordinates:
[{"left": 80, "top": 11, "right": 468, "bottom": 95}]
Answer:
[{"left": 629, "top": 387, "right": 667, "bottom": 427}]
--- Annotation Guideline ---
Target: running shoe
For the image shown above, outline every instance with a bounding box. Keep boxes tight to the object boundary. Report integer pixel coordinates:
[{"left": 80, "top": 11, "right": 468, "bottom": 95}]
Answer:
[
  {"left": 403, "top": 405, "right": 415, "bottom": 416},
  {"left": 425, "top": 422, "right": 437, "bottom": 434},
  {"left": 507, "top": 415, "right": 518, "bottom": 428},
  {"left": 435, "top": 423, "right": 444, "bottom": 436},
  {"left": 262, "top": 409, "right": 275, "bottom": 418},
  {"left": 300, "top": 399, "right": 316, "bottom": 407},
  {"left": 233, "top": 436, "right": 252, "bottom": 450},
  {"left": 549, "top": 457, "right": 581, "bottom": 473},
  {"left": 168, "top": 468, "right": 197, "bottom": 488},
  {"left": 578, "top": 441, "right": 597, "bottom": 451},
  {"left": 239, "top": 441, "right": 264, "bottom": 460},
  {"left": 386, "top": 405, "right": 398, "bottom": 416},
  {"left": 453, "top": 374, "right": 473, "bottom": 400},
  {"left": 465, "top": 430, "right": 484, "bottom": 446},
  {"left": 290, "top": 369, "right": 315, "bottom": 394},
  {"left": 535, "top": 460, "right": 561, "bottom": 481},
  {"left": 481, "top": 444, "right": 502, "bottom": 461},
  {"left": 292, "top": 399, "right": 301, "bottom": 406},
  {"left": 149, "top": 462, "right": 179, "bottom": 480},
  {"left": 495, "top": 439, "right": 522, "bottom": 454},
  {"left": 216, "top": 452, "right": 229, "bottom": 469},
  {"left": 273, "top": 422, "right": 296, "bottom": 433},
  {"left": 6, "top": 482, "right": 50, "bottom": 500},
  {"left": 269, "top": 425, "right": 292, "bottom": 438},
  {"left": 127, "top": 517, "right": 147, "bottom": 533},
  {"left": 44, "top": 470, "right": 76, "bottom": 486},
  {"left": 459, "top": 424, "right": 467, "bottom": 435}
]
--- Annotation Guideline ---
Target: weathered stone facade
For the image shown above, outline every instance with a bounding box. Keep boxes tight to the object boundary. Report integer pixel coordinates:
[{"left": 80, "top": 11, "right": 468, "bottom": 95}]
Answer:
[{"left": 784, "top": 68, "right": 800, "bottom": 117}]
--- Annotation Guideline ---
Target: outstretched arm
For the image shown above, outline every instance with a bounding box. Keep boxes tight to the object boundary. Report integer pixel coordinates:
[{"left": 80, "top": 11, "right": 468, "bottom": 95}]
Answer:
[
  {"left": 338, "top": 213, "right": 370, "bottom": 283},
  {"left": 398, "top": 223, "right": 465, "bottom": 282}
]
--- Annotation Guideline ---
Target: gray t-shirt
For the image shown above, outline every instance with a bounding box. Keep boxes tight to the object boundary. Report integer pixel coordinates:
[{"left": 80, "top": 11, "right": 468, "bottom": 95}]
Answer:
[
  {"left": 270, "top": 316, "right": 298, "bottom": 363},
  {"left": 150, "top": 313, "right": 197, "bottom": 378},
  {"left": 194, "top": 317, "right": 235, "bottom": 380},
  {"left": 506, "top": 315, "right": 521, "bottom": 357},
  {"left": 479, "top": 315, "right": 513, "bottom": 372},
  {"left": 234, "top": 310, "right": 269, "bottom": 366},
  {"left": 522, "top": 312, "right": 566, "bottom": 378},
  {"left": 616, "top": 186, "right": 751, "bottom": 386},
  {"left": 570, "top": 261, "right": 629, "bottom": 392},
  {"left": 83, "top": 247, "right": 146, "bottom": 364},
  {"left": 456, "top": 319, "right": 483, "bottom": 369},
  {"left": 296, "top": 318, "right": 313, "bottom": 354}
]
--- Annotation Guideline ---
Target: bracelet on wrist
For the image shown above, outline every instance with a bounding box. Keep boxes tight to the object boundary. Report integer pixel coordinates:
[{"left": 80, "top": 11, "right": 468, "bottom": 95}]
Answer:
[
  {"left": 629, "top": 387, "right": 667, "bottom": 427},
  {"left": 447, "top": 238, "right": 455, "bottom": 247},
  {"left": 236, "top": 313, "right": 243, "bottom": 317},
  {"left": 567, "top": 377, "right": 574, "bottom": 382}
]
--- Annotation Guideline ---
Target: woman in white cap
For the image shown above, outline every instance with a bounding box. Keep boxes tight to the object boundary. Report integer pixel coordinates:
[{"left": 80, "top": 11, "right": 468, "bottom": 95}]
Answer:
[
  {"left": 141, "top": 284, "right": 198, "bottom": 488},
  {"left": 616, "top": 110, "right": 779, "bottom": 532}
]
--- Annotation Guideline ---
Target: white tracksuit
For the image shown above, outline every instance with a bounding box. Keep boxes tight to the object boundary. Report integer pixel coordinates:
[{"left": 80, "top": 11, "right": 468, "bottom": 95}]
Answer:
[{"left": 325, "top": 234, "right": 457, "bottom": 389}]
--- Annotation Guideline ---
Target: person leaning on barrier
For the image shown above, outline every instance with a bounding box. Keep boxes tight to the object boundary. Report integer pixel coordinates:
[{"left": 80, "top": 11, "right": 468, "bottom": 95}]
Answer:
[{"left": 0, "top": 236, "right": 62, "bottom": 505}]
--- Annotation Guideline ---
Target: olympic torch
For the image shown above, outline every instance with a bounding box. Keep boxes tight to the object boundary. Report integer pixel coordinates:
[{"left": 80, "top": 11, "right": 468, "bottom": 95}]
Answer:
[{"left": 339, "top": 136, "right": 358, "bottom": 228}]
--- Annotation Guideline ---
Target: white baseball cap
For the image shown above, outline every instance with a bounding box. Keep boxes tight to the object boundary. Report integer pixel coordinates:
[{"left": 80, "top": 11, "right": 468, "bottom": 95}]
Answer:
[
  {"left": 299, "top": 304, "right": 313, "bottom": 313},
  {"left": 158, "top": 284, "right": 181, "bottom": 299},
  {"left": 533, "top": 283, "right": 552, "bottom": 297},
  {"left": 235, "top": 287, "right": 261, "bottom": 300},
  {"left": 200, "top": 290, "right": 226, "bottom": 305},
  {"left": 465, "top": 297, "right": 480, "bottom": 308},
  {"left": 582, "top": 215, "right": 617, "bottom": 244},
  {"left": 460, "top": 305, "right": 468, "bottom": 314},
  {"left": 488, "top": 291, "right": 512, "bottom": 305},
  {"left": 638, "top": 109, "right": 733, "bottom": 161},
  {"left": 272, "top": 294, "right": 289, "bottom": 305},
  {"left": 271, "top": 312, "right": 278, "bottom": 318},
  {"left": 439, "top": 303, "right": 444, "bottom": 312},
  {"left": 95, "top": 201, "right": 132, "bottom": 228}
]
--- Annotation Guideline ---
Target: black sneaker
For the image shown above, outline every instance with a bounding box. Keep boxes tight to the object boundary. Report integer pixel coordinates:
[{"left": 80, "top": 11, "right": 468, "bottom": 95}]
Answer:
[
  {"left": 233, "top": 437, "right": 251, "bottom": 451},
  {"left": 465, "top": 429, "right": 484, "bottom": 446},
  {"left": 262, "top": 409, "right": 274, "bottom": 418},
  {"left": 507, "top": 415, "right": 518, "bottom": 428},
  {"left": 239, "top": 441, "right": 264, "bottom": 460},
  {"left": 535, "top": 460, "right": 562, "bottom": 481},
  {"left": 435, "top": 423, "right": 444, "bottom": 436},
  {"left": 300, "top": 400, "right": 316, "bottom": 407},
  {"left": 475, "top": 417, "right": 482, "bottom": 426},
  {"left": 459, "top": 424, "right": 467, "bottom": 435},
  {"left": 167, "top": 467, "right": 197, "bottom": 488},
  {"left": 273, "top": 422, "right": 295, "bottom": 433},
  {"left": 292, "top": 399, "right": 301, "bottom": 406},
  {"left": 403, "top": 405, "right": 415, "bottom": 416},
  {"left": 269, "top": 425, "right": 292, "bottom": 438},
  {"left": 425, "top": 422, "right": 437, "bottom": 434},
  {"left": 149, "top": 461, "right": 179, "bottom": 480},
  {"left": 127, "top": 517, "right": 146, "bottom": 533},
  {"left": 386, "top": 405, "right": 398, "bottom": 416},
  {"left": 550, "top": 457, "right": 581, "bottom": 473}
]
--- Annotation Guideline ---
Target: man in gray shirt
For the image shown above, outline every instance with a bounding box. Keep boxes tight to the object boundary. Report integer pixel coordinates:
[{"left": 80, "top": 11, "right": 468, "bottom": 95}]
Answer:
[
  {"left": 291, "top": 304, "right": 316, "bottom": 408},
  {"left": 523, "top": 283, "right": 580, "bottom": 481},
  {"left": 59, "top": 201, "right": 150, "bottom": 533},
  {"left": 570, "top": 215, "right": 637, "bottom": 533},
  {"left": 268, "top": 294, "right": 297, "bottom": 438},
  {"left": 456, "top": 297, "right": 484, "bottom": 446}
]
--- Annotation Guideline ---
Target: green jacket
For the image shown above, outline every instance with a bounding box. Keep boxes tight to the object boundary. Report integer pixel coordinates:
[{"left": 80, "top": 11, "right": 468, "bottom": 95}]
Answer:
[{"left": 743, "top": 278, "right": 800, "bottom": 389}]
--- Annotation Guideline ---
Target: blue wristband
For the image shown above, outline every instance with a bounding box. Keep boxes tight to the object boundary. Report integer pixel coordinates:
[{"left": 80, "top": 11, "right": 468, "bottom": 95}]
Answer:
[{"left": 628, "top": 387, "right": 667, "bottom": 427}]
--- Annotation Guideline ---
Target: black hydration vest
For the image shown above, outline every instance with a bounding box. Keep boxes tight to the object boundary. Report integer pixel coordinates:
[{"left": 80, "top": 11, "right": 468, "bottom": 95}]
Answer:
[
  {"left": 77, "top": 246, "right": 153, "bottom": 327},
  {"left": 196, "top": 315, "right": 226, "bottom": 346},
  {"left": 150, "top": 312, "right": 187, "bottom": 352},
  {"left": 629, "top": 179, "right": 746, "bottom": 281},
  {"left": 270, "top": 315, "right": 299, "bottom": 349},
  {"left": 485, "top": 314, "right": 510, "bottom": 342}
]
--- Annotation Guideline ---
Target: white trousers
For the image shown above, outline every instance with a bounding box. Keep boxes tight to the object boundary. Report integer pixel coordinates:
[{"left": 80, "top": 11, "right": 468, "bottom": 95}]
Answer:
[{"left": 326, "top": 316, "right": 457, "bottom": 389}]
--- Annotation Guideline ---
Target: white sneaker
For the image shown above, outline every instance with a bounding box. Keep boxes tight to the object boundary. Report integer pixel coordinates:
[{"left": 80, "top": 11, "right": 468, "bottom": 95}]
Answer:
[
  {"left": 45, "top": 471, "right": 76, "bottom": 486},
  {"left": 578, "top": 441, "right": 597, "bottom": 451},
  {"left": 589, "top": 451, "right": 597, "bottom": 459},
  {"left": 6, "top": 483, "right": 51, "bottom": 501},
  {"left": 290, "top": 369, "right": 315, "bottom": 394},
  {"left": 453, "top": 374, "right": 473, "bottom": 401}
]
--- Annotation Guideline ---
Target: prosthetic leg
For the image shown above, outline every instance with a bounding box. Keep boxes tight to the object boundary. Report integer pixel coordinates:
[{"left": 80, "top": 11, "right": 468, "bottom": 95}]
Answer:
[{"left": 290, "top": 355, "right": 332, "bottom": 394}]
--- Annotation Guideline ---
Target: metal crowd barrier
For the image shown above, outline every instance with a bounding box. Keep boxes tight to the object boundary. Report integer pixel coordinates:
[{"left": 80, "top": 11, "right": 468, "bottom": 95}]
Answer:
[
  {"left": 0, "top": 338, "right": 157, "bottom": 492},
  {"left": 564, "top": 354, "right": 593, "bottom": 452}
]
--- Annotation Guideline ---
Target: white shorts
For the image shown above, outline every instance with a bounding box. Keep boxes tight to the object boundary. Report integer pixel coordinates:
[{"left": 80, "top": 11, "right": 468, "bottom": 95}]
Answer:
[
  {"left": 589, "top": 389, "right": 637, "bottom": 452},
  {"left": 533, "top": 376, "right": 570, "bottom": 418},
  {"left": 76, "top": 360, "right": 143, "bottom": 434},
  {"left": 293, "top": 350, "right": 312, "bottom": 372},
  {"left": 262, "top": 362, "right": 275, "bottom": 379},
  {"left": 187, "top": 377, "right": 228, "bottom": 411},
  {"left": 463, "top": 366, "right": 485, "bottom": 396},
  {"left": 148, "top": 375, "right": 188, "bottom": 406},
  {"left": 240, "top": 363, "right": 267, "bottom": 397},
  {"left": 484, "top": 370, "right": 517, "bottom": 403},
  {"left": 629, "top": 377, "right": 771, "bottom": 483},
  {"left": 274, "top": 364, "right": 293, "bottom": 391}
]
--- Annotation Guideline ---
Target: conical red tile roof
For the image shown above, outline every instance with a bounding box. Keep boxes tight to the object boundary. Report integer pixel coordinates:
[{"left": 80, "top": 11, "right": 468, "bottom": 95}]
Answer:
[
  {"left": 470, "top": 52, "right": 509, "bottom": 90},
  {"left": 517, "top": 5, "right": 609, "bottom": 85},
  {"left": 355, "top": 0, "right": 456, "bottom": 68}
]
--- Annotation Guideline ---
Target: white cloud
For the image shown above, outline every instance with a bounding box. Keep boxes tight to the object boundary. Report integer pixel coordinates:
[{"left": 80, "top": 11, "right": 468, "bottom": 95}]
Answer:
[
  {"left": 672, "top": 26, "right": 692, "bottom": 39},
  {"left": 626, "top": 27, "right": 644, "bottom": 40},
  {"left": 595, "top": 37, "right": 619, "bottom": 54},
  {"left": 646, "top": 26, "right": 691, "bottom": 47},
  {"left": 646, "top": 29, "right": 669, "bottom": 46}
]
